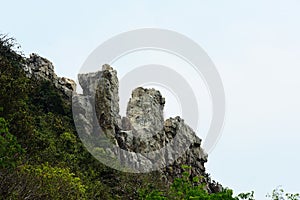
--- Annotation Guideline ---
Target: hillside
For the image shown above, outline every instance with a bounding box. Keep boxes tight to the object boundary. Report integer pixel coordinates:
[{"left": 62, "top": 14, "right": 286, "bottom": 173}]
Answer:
[
  {"left": 0, "top": 35, "right": 164, "bottom": 199},
  {"left": 0, "top": 35, "right": 298, "bottom": 200}
]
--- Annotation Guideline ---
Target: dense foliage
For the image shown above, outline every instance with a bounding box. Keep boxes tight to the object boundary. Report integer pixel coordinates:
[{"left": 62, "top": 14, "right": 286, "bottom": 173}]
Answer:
[
  {"left": 139, "top": 166, "right": 299, "bottom": 200},
  {"left": 0, "top": 35, "right": 165, "bottom": 199},
  {"left": 0, "top": 34, "right": 298, "bottom": 199},
  {"left": 139, "top": 165, "right": 237, "bottom": 200}
]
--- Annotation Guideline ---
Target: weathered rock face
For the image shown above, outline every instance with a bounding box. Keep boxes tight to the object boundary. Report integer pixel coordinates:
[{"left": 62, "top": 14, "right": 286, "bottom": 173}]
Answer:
[
  {"left": 23, "top": 53, "right": 76, "bottom": 97},
  {"left": 77, "top": 65, "right": 122, "bottom": 143},
  {"left": 95, "top": 64, "right": 122, "bottom": 141},
  {"left": 75, "top": 64, "right": 222, "bottom": 193},
  {"left": 22, "top": 55, "right": 222, "bottom": 192},
  {"left": 127, "top": 87, "right": 165, "bottom": 138}
]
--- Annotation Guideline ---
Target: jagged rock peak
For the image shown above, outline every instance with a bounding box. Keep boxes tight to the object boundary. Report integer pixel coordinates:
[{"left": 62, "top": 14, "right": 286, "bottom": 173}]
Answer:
[
  {"left": 23, "top": 53, "right": 76, "bottom": 97},
  {"left": 20, "top": 51, "right": 223, "bottom": 193},
  {"left": 95, "top": 64, "right": 122, "bottom": 141},
  {"left": 131, "top": 87, "right": 166, "bottom": 107},
  {"left": 78, "top": 64, "right": 118, "bottom": 96},
  {"left": 102, "top": 63, "right": 114, "bottom": 71},
  {"left": 126, "top": 87, "right": 165, "bottom": 139},
  {"left": 74, "top": 64, "right": 222, "bottom": 192}
]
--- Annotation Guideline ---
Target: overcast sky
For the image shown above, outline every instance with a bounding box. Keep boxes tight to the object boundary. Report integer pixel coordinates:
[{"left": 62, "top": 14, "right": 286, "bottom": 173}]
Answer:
[{"left": 1, "top": 0, "right": 300, "bottom": 198}]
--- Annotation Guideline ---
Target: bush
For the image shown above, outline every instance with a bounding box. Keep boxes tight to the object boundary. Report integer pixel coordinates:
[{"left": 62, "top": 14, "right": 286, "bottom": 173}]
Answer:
[
  {"left": 266, "top": 186, "right": 300, "bottom": 200},
  {"left": 0, "top": 116, "right": 24, "bottom": 168},
  {"left": 139, "top": 166, "right": 300, "bottom": 200},
  {"left": 0, "top": 163, "right": 87, "bottom": 199},
  {"left": 139, "top": 165, "right": 237, "bottom": 200}
]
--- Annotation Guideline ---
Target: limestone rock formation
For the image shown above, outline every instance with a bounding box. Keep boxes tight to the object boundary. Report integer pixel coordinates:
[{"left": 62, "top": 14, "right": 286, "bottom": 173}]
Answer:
[
  {"left": 74, "top": 64, "right": 222, "bottom": 193},
  {"left": 77, "top": 65, "right": 122, "bottom": 143},
  {"left": 126, "top": 87, "right": 165, "bottom": 139},
  {"left": 22, "top": 55, "right": 222, "bottom": 192},
  {"left": 23, "top": 53, "right": 76, "bottom": 97}
]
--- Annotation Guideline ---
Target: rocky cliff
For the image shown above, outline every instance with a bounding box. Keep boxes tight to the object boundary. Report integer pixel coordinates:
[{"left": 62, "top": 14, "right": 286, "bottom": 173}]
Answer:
[
  {"left": 23, "top": 54, "right": 222, "bottom": 193},
  {"left": 23, "top": 53, "right": 76, "bottom": 98}
]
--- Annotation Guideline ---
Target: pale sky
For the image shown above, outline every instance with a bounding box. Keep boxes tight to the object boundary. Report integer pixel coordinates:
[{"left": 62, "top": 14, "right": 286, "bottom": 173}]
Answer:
[{"left": 1, "top": 0, "right": 300, "bottom": 198}]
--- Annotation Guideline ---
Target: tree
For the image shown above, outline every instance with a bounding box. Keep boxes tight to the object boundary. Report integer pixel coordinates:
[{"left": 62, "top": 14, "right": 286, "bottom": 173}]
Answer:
[{"left": 0, "top": 116, "right": 24, "bottom": 168}]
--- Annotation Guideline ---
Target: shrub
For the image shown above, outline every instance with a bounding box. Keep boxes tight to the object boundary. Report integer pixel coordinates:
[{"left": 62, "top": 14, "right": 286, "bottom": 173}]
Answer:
[{"left": 0, "top": 117, "right": 24, "bottom": 168}]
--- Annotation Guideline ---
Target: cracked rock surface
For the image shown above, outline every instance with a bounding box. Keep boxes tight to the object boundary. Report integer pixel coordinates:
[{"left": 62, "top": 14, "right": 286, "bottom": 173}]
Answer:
[
  {"left": 23, "top": 53, "right": 76, "bottom": 98},
  {"left": 21, "top": 54, "right": 222, "bottom": 192},
  {"left": 74, "top": 64, "right": 222, "bottom": 193}
]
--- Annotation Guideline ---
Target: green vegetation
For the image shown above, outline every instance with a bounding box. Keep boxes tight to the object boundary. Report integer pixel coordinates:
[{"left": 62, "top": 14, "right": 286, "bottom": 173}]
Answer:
[
  {"left": 1, "top": 163, "right": 86, "bottom": 199},
  {"left": 139, "top": 165, "right": 237, "bottom": 200},
  {"left": 0, "top": 34, "right": 164, "bottom": 199},
  {"left": 0, "top": 116, "right": 24, "bottom": 168},
  {"left": 266, "top": 187, "right": 300, "bottom": 200},
  {"left": 0, "top": 34, "right": 298, "bottom": 199},
  {"left": 139, "top": 165, "right": 299, "bottom": 200}
]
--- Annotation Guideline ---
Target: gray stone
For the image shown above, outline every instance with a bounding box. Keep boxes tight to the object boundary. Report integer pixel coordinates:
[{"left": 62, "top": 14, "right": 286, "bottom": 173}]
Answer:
[
  {"left": 127, "top": 87, "right": 165, "bottom": 139},
  {"left": 75, "top": 64, "right": 222, "bottom": 192},
  {"left": 23, "top": 53, "right": 76, "bottom": 98},
  {"left": 25, "top": 59, "right": 223, "bottom": 193}
]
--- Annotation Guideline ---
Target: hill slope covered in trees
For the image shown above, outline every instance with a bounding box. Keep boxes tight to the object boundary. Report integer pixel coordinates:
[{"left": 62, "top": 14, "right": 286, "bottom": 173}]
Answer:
[{"left": 0, "top": 35, "right": 298, "bottom": 200}]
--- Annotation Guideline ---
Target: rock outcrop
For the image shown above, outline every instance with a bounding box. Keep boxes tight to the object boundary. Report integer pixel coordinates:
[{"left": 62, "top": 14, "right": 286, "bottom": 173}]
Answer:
[
  {"left": 20, "top": 50, "right": 223, "bottom": 193},
  {"left": 23, "top": 53, "right": 76, "bottom": 97},
  {"left": 22, "top": 55, "right": 221, "bottom": 193},
  {"left": 74, "top": 64, "right": 222, "bottom": 193}
]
